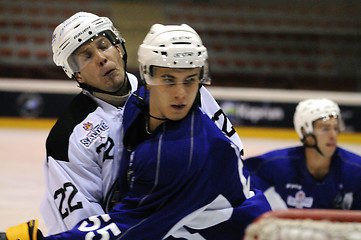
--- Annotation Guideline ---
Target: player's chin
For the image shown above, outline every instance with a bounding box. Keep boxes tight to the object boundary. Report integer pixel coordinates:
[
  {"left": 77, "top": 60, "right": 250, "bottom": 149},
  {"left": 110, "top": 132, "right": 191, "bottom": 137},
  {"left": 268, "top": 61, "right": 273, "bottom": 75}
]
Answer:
[
  {"left": 167, "top": 112, "right": 188, "bottom": 121},
  {"left": 324, "top": 147, "right": 336, "bottom": 156},
  {"left": 104, "top": 71, "right": 124, "bottom": 83}
]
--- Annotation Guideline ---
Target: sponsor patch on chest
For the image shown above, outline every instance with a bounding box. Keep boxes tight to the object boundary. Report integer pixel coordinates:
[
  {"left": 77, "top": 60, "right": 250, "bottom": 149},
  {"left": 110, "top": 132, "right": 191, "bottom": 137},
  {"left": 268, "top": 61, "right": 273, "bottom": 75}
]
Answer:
[
  {"left": 80, "top": 120, "right": 109, "bottom": 147},
  {"left": 287, "top": 190, "right": 313, "bottom": 208}
]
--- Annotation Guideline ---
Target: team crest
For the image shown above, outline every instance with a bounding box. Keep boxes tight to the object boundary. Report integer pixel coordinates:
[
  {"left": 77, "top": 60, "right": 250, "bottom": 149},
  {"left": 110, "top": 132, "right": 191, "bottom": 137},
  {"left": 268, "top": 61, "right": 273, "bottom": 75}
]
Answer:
[
  {"left": 83, "top": 122, "right": 93, "bottom": 131},
  {"left": 80, "top": 120, "right": 109, "bottom": 147},
  {"left": 287, "top": 190, "right": 313, "bottom": 208}
]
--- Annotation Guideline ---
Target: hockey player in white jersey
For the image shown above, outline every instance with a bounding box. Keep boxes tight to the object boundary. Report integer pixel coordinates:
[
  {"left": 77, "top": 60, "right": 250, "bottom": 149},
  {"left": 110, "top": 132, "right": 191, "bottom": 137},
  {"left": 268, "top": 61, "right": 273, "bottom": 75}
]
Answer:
[
  {"left": 0, "top": 23, "right": 269, "bottom": 240},
  {"left": 40, "top": 12, "right": 244, "bottom": 235}
]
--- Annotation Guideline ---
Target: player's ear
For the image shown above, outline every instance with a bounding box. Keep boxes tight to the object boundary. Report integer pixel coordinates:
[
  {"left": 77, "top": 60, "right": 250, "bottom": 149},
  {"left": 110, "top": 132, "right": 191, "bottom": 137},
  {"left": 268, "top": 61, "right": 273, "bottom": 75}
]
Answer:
[
  {"left": 301, "top": 127, "right": 306, "bottom": 137},
  {"left": 74, "top": 73, "right": 83, "bottom": 83},
  {"left": 301, "top": 127, "right": 316, "bottom": 146},
  {"left": 115, "top": 45, "right": 123, "bottom": 57},
  {"left": 300, "top": 127, "right": 308, "bottom": 143}
]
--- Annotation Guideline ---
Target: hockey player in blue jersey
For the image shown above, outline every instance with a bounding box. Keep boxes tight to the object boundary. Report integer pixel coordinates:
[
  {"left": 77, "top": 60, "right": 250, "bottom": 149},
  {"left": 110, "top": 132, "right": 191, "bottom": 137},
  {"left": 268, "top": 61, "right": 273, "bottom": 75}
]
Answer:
[
  {"left": 41, "top": 12, "right": 245, "bottom": 235},
  {"left": 245, "top": 98, "right": 361, "bottom": 210},
  {"left": 1, "top": 24, "right": 271, "bottom": 240}
]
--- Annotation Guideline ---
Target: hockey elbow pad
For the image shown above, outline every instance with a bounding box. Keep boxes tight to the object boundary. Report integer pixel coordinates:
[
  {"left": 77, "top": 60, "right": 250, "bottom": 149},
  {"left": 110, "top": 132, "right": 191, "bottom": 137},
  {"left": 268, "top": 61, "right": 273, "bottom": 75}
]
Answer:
[{"left": 5, "top": 219, "right": 44, "bottom": 240}]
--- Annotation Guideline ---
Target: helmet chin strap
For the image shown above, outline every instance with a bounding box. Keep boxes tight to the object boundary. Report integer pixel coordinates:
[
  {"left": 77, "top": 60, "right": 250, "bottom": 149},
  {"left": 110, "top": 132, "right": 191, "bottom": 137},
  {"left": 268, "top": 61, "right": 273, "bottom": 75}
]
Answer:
[
  {"left": 76, "top": 73, "right": 128, "bottom": 95},
  {"left": 131, "top": 86, "right": 170, "bottom": 122},
  {"left": 147, "top": 112, "right": 168, "bottom": 121},
  {"left": 75, "top": 74, "right": 130, "bottom": 107},
  {"left": 302, "top": 133, "right": 324, "bottom": 156},
  {"left": 131, "top": 92, "right": 169, "bottom": 121}
]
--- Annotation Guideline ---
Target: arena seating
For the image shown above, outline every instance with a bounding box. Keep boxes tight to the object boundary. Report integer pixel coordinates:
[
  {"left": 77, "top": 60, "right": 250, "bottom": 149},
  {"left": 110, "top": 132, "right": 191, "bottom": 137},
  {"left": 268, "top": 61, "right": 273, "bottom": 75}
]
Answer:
[
  {"left": 0, "top": 0, "right": 360, "bottom": 90},
  {"left": 163, "top": 2, "right": 361, "bottom": 79},
  {"left": 0, "top": 0, "right": 110, "bottom": 67}
]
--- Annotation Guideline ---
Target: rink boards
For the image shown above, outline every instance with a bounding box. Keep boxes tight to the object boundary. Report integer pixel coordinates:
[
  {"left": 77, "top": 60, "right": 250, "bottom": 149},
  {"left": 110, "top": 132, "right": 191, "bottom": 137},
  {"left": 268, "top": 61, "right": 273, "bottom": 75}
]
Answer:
[{"left": 1, "top": 78, "right": 361, "bottom": 137}]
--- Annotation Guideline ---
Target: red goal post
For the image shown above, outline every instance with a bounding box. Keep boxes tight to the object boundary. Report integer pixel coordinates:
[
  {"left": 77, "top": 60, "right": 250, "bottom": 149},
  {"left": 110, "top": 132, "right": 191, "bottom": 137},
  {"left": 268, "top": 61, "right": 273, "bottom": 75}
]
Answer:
[{"left": 244, "top": 209, "right": 361, "bottom": 240}]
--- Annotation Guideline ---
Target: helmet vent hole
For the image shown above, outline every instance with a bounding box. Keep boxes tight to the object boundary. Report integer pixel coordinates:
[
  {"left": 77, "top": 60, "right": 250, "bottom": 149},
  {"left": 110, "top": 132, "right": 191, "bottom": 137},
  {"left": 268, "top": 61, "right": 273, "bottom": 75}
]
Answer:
[
  {"left": 173, "top": 42, "right": 190, "bottom": 45},
  {"left": 161, "top": 52, "right": 167, "bottom": 56},
  {"left": 78, "top": 39, "right": 82, "bottom": 42},
  {"left": 88, "top": 31, "right": 93, "bottom": 35}
]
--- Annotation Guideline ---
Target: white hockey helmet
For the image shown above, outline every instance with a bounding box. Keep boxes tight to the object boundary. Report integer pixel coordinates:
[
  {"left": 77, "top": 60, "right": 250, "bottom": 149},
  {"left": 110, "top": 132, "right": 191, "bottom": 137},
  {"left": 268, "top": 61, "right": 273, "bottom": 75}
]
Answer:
[
  {"left": 138, "top": 24, "right": 210, "bottom": 85},
  {"left": 52, "top": 12, "right": 125, "bottom": 78},
  {"left": 293, "top": 98, "right": 343, "bottom": 140}
]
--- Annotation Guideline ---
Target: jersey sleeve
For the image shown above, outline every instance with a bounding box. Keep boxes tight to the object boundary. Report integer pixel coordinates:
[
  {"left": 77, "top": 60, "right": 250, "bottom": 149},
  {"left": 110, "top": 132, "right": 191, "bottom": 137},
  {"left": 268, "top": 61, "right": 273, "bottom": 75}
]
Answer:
[
  {"left": 41, "top": 159, "right": 105, "bottom": 234},
  {"left": 244, "top": 155, "right": 274, "bottom": 191},
  {"left": 40, "top": 93, "right": 119, "bottom": 234},
  {"left": 198, "top": 86, "right": 244, "bottom": 157},
  {"left": 40, "top": 122, "right": 107, "bottom": 234},
  {"left": 244, "top": 156, "right": 287, "bottom": 210}
]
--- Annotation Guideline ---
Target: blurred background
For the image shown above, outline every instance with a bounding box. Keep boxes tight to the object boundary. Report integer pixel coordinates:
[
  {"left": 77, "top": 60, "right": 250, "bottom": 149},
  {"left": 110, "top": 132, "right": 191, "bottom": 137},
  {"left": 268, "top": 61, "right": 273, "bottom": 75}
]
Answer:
[
  {"left": 1, "top": 0, "right": 361, "bottom": 234},
  {"left": 1, "top": 0, "right": 361, "bottom": 89},
  {"left": 1, "top": 0, "right": 361, "bottom": 132}
]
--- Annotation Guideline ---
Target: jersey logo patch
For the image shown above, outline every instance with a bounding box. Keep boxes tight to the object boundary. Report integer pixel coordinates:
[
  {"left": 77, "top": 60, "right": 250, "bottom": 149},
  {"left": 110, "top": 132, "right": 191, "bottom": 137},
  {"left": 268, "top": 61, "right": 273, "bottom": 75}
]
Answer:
[
  {"left": 287, "top": 190, "right": 313, "bottom": 208},
  {"left": 83, "top": 122, "right": 94, "bottom": 131},
  {"left": 80, "top": 120, "right": 109, "bottom": 147}
]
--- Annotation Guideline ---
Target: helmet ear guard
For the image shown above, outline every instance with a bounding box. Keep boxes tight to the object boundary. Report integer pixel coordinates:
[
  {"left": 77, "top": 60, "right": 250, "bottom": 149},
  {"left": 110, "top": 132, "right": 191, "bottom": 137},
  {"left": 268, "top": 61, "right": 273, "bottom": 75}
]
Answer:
[{"left": 138, "top": 64, "right": 147, "bottom": 86}]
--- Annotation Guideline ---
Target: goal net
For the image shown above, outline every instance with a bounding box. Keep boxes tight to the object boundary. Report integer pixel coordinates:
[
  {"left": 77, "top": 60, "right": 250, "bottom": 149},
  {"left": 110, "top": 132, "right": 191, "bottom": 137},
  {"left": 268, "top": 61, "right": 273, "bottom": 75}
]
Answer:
[{"left": 244, "top": 209, "right": 361, "bottom": 240}]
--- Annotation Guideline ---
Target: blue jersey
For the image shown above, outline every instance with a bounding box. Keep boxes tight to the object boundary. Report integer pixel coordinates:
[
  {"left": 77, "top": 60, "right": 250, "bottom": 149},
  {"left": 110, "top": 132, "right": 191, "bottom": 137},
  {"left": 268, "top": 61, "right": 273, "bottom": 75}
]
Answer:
[
  {"left": 45, "top": 88, "right": 270, "bottom": 240},
  {"left": 245, "top": 146, "right": 361, "bottom": 210}
]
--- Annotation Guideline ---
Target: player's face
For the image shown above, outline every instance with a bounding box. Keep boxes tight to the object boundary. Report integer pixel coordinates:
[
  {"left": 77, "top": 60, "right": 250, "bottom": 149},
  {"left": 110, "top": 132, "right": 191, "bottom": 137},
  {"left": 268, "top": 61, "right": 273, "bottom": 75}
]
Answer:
[
  {"left": 313, "top": 117, "right": 339, "bottom": 158},
  {"left": 73, "top": 36, "right": 126, "bottom": 94},
  {"left": 148, "top": 67, "right": 200, "bottom": 122}
]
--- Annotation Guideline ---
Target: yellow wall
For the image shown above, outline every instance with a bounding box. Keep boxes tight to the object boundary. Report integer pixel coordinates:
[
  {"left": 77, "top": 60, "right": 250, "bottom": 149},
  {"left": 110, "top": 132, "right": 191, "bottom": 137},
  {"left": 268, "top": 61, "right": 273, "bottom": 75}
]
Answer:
[
  {"left": 1, "top": 118, "right": 360, "bottom": 144},
  {"left": 109, "top": 2, "right": 166, "bottom": 71},
  {"left": 235, "top": 126, "right": 361, "bottom": 144}
]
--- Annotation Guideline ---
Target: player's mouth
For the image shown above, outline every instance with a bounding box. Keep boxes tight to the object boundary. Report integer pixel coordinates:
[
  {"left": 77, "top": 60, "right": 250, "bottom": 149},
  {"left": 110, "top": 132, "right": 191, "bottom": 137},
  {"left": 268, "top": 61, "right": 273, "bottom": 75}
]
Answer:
[
  {"left": 326, "top": 142, "right": 336, "bottom": 148},
  {"left": 104, "top": 68, "right": 116, "bottom": 77},
  {"left": 171, "top": 104, "right": 186, "bottom": 110}
]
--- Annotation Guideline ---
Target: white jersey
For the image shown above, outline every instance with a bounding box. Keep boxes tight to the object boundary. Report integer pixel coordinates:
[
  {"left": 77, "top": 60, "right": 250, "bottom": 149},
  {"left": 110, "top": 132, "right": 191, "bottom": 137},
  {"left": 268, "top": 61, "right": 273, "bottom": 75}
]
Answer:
[
  {"left": 199, "top": 86, "right": 243, "bottom": 156},
  {"left": 40, "top": 76, "right": 244, "bottom": 234}
]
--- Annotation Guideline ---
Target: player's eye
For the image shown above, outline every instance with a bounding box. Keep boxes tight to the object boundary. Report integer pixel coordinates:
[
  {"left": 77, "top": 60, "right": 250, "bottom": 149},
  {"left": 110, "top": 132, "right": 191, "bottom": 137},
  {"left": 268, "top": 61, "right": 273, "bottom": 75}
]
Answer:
[
  {"left": 163, "top": 78, "right": 176, "bottom": 85},
  {"left": 81, "top": 52, "right": 92, "bottom": 59},
  {"left": 184, "top": 78, "right": 197, "bottom": 85},
  {"left": 75, "top": 52, "right": 92, "bottom": 67},
  {"left": 97, "top": 39, "right": 112, "bottom": 51},
  {"left": 321, "top": 127, "right": 331, "bottom": 133}
]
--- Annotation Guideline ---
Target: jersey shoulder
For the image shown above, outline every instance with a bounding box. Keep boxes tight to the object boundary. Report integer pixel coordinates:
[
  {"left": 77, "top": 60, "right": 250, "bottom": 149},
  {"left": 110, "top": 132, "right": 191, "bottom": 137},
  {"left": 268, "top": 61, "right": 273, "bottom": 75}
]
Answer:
[
  {"left": 244, "top": 146, "right": 303, "bottom": 172},
  {"left": 197, "top": 107, "right": 226, "bottom": 137},
  {"left": 195, "top": 108, "right": 236, "bottom": 151},
  {"left": 127, "top": 72, "right": 139, "bottom": 92},
  {"left": 337, "top": 147, "right": 361, "bottom": 174},
  {"left": 46, "top": 93, "right": 98, "bottom": 162},
  {"left": 337, "top": 147, "right": 361, "bottom": 162}
]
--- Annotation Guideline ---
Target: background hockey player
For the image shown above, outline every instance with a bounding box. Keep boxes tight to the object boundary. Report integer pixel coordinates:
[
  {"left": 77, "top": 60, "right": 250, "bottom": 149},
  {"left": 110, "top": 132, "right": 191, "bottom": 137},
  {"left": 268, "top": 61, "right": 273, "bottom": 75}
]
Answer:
[
  {"left": 41, "top": 12, "right": 245, "bottom": 235},
  {"left": 245, "top": 98, "right": 361, "bottom": 210}
]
